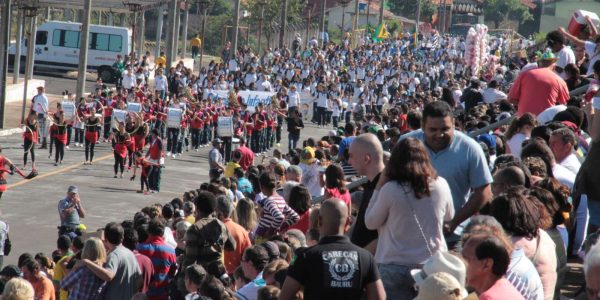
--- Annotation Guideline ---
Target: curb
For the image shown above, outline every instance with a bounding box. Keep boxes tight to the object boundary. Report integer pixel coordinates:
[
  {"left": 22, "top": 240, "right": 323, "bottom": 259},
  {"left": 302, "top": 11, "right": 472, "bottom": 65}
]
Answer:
[{"left": 0, "top": 127, "right": 24, "bottom": 137}]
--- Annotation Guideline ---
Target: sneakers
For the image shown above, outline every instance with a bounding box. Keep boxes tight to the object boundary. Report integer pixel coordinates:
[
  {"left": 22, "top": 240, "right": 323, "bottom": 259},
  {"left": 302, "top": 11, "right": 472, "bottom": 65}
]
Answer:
[
  {"left": 66, "top": 145, "right": 70, "bottom": 149},
  {"left": 195, "top": 149, "right": 199, "bottom": 152},
  {"left": 171, "top": 154, "right": 176, "bottom": 158},
  {"left": 114, "top": 175, "right": 118, "bottom": 178},
  {"left": 166, "top": 151, "right": 171, "bottom": 156},
  {"left": 276, "top": 143, "right": 281, "bottom": 147}
]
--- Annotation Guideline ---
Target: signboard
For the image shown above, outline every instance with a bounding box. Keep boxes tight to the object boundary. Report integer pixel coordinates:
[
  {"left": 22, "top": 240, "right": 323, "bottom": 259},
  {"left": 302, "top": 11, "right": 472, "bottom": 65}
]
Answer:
[
  {"left": 61, "top": 102, "right": 76, "bottom": 121},
  {"left": 217, "top": 116, "right": 233, "bottom": 137},
  {"left": 127, "top": 102, "right": 142, "bottom": 113},
  {"left": 205, "top": 90, "right": 275, "bottom": 111},
  {"left": 167, "top": 108, "right": 182, "bottom": 128},
  {"left": 112, "top": 109, "right": 128, "bottom": 129}
]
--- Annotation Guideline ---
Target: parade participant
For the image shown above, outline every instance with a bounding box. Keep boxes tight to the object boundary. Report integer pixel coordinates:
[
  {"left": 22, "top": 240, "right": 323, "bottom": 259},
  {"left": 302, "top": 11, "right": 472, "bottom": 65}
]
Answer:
[
  {"left": 189, "top": 107, "right": 203, "bottom": 151},
  {"left": 286, "top": 109, "right": 304, "bottom": 152},
  {"left": 23, "top": 111, "right": 38, "bottom": 170},
  {"left": 32, "top": 86, "right": 49, "bottom": 149},
  {"left": 114, "top": 123, "right": 131, "bottom": 179},
  {"left": 49, "top": 113, "right": 68, "bottom": 166},
  {"left": 0, "top": 146, "right": 33, "bottom": 200},
  {"left": 251, "top": 103, "right": 266, "bottom": 154},
  {"left": 131, "top": 151, "right": 158, "bottom": 194},
  {"left": 112, "top": 55, "right": 125, "bottom": 88},
  {"left": 146, "top": 129, "right": 164, "bottom": 193},
  {"left": 83, "top": 108, "right": 102, "bottom": 165}
]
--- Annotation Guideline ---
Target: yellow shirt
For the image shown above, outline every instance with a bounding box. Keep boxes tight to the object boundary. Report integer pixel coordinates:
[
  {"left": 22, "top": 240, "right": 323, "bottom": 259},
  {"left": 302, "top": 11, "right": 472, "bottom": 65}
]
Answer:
[
  {"left": 52, "top": 253, "right": 73, "bottom": 300},
  {"left": 185, "top": 215, "right": 195, "bottom": 224},
  {"left": 191, "top": 37, "right": 202, "bottom": 47},
  {"left": 155, "top": 55, "right": 167, "bottom": 68},
  {"left": 224, "top": 161, "right": 241, "bottom": 178}
]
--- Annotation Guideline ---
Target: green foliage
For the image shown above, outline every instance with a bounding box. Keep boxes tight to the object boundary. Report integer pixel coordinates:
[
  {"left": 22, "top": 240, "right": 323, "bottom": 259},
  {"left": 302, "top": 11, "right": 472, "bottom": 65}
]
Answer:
[
  {"left": 483, "top": 0, "right": 533, "bottom": 28},
  {"left": 245, "top": 0, "right": 307, "bottom": 27},
  {"left": 387, "top": 0, "right": 435, "bottom": 23}
]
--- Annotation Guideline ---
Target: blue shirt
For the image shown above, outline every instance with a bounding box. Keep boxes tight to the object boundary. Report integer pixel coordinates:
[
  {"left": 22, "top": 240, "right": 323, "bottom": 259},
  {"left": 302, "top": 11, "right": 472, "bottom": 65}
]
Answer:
[
  {"left": 58, "top": 198, "right": 80, "bottom": 227},
  {"left": 338, "top": 136, "right": 356, "bottom": 161},
  {"left": 402, "top": 130, "right": 493, "bottom": 234}
]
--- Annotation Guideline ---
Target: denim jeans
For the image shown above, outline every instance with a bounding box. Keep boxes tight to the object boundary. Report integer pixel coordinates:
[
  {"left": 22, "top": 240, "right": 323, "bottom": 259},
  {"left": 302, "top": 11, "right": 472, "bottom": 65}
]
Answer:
[
  {"left": 377, "top": 263, "right": 417, "bottom": 300},
  {"left": 289, "top": 132, "right": 299, "bottom": 152},
  {"left": 167, "top": 128, "right": 179, "bottom": 152}
]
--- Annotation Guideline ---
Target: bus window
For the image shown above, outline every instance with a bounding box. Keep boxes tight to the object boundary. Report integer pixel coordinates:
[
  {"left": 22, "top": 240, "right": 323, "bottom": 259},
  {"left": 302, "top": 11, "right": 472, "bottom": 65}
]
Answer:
[
  {"left": 109, "top": 35, "right": 122, "bottom": 52},
  {"left": 92, "top": 33, "right": 109, "bottom": 51},
  {"left": 52, "top": 29, "right": 62, "bottom": 46},
  {"left": 35, "top": 31, "right": 48, "bottom": 45},
  {"left": 64, "top": 30, "right": 80, "bottom": 48}
]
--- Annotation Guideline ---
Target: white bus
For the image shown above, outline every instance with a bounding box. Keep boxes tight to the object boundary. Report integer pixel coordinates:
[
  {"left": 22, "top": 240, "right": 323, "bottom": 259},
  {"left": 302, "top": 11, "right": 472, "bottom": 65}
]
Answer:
[{"left": 9, "top": 21, "right": 132, "bottom": 82}]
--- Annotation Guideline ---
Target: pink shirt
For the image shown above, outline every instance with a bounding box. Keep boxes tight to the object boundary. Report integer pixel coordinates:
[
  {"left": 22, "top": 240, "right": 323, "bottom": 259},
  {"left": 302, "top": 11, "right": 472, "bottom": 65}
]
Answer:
[
  {"left": 508, "top": 67, "right": 569, "bottom": 116},
  {"left": 324, "top": 187, "right": 351, "bottom": 208},
  {"left": 479, "top": 278, "right": 525, "bottom": 300}
]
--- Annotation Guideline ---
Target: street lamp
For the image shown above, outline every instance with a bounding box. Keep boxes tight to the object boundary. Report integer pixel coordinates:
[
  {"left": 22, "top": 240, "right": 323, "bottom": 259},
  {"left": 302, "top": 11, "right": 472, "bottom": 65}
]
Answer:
[
  {"left": 339, "top": 0, "right": 351, "bottom": 36},
  {"left": 20, "top": 0, "right": 40, "bottom": 125},
  {"left": 198, "top": 0, "right": 211, "bottom": 68},
  {"left": 123, "top": 1, "right": 143, "bottom": 58},
  {"left": 256, "top": 0, "right": 267, "bottom": 53}
]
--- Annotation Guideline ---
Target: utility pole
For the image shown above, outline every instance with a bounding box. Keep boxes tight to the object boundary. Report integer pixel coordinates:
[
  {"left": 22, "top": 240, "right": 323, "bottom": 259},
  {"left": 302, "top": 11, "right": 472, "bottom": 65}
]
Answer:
[
  {"left": 257, "top": 0, "right": 266, "bottom": 53},
  {"left": 305, "top": 8, "right": 311, "bottom": 48},
  {"left": 279, "top": 0, "right": 288, "bottom": 48},
  {"left": 155, "top": 5, "right": 165, "bottom": 59},
  {"left": 166, "top": 0, "right": 176, "bottom": 70},
  {"left": 232, "top": 0, "right": 240, "bottom": 53},
  {"left": 13, "top": 8, "right": 23, "bottom": 84},
  {"left": 76, "top": 0, "right": 92, "bottom": 102},
  {"left": 379, "top": 0, "right": 384, "bottom": 24},
  {"left": 181, "top": 2, "right": 189, "bottom": 59},
  {"left": 0, "top": 0, "right": 12, "bottom": 128},
  {"left": 319, "top": 0, "right": 326, "bottom": 46},
  {"left": 198, "top": 0, "right": 210, "bottom": 68},
  {"left": 415, "top": 0, "right": 421, "bottom": 47},
  {"left": 21, "top": 6, "right": 38, "bottom": 125}
]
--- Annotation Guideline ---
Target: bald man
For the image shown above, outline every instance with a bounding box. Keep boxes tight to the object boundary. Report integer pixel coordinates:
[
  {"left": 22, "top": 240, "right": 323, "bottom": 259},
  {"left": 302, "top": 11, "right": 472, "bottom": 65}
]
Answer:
[
  {"left": 492, "top": 165, "right": 528, "bottom": 196},
  {"left": 348, "top": 133, "right": 385, "bottom": 252},
  {"left": 279, "top": 199, "right": 386, "bottom": 300}
]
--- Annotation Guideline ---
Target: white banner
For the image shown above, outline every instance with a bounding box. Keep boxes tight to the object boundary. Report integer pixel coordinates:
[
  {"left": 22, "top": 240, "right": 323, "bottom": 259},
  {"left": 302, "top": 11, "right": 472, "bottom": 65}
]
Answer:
[
  {"left": 61, "top": 102, "right": 76, "bottom": 121},
  {"left": 167, "top": 108, "right": 182, "bottom": 128},
  {"left": 217, "top": 116, "right": 234, "bottom": 137},
  {"left": 127, "top": 102, "right": 142, "bottom": 113},
  {"left": 112, "top": 109, "right": 128, "bottom": 129},
  {"left": 205, "top": 90, "right": 275, "bottom": 109}
]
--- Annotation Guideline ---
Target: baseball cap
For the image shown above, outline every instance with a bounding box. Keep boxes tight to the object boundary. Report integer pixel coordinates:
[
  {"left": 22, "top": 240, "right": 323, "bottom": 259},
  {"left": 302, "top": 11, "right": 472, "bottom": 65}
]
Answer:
[
  {"left": 414, "top": 272, "right": 464, "bottom": 300},
  {"left": 0, "top": 265, "right": 21, "bottom": 277},
  {"left": 477, "top": 134, "right": 497, "bottom": 151},
  {"left": 67, "top": 185, "right": 78, "bottom": 194}
]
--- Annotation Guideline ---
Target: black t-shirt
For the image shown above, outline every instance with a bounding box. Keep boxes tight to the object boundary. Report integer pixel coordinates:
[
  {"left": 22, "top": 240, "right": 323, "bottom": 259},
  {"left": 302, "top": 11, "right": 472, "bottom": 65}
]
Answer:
[
  {"left": 350, "top": 173, "right": 380, "bottom": 247},
  {"left": 287, "top": 235, "right": 380, "bottom": 300}
]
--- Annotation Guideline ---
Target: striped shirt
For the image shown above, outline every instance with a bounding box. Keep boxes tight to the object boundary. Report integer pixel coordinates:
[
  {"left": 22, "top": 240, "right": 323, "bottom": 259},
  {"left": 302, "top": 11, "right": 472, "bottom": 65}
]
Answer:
[
  {"left": 137, "top": 235, "right": 177, "bottom": 300},
  {"left": 256, "top": 195, "right": 299, "bottom": 236}
]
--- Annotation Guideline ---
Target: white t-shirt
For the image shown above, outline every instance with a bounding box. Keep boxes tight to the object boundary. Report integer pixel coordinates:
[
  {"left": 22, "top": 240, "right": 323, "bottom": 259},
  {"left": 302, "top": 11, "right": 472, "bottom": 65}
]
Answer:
[
  {"left": 585, "top": 41, "right": 600, "bottom": 76},
  {"left": 154, "top": 75, "right": 168, "bottom": 91},
  {"left": 288, "top": 91, "right": 300, "bottom": 108},
  {"left": 537, "top": 105, "right": 567, "bottom": 124},
  {"left": 507, "top": 133, "right": 528, "bottom": 159},
  {"left": 559, "top": 153, "right": 581, "bottom": 175},
  {"left": 555, "top": 46, "right": 575, "bottom": 79},
  {"left": 552, "top": 163, "right": 575, "bottom": 190},
  {"left": 482, "top": 88, "right": 507, "bottom": 104}
]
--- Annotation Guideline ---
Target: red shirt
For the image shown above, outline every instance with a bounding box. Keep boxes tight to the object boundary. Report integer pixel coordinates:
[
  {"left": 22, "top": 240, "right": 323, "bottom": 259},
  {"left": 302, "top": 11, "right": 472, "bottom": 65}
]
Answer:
[
  {"left": 508, "top": 67, "right": 569, "bottom": 116},
  {"left": 134, "top": 251, "right": 154, "bottom": 293},
  {"left": 288, "top": 210, "right": 310, "bottom": 233},
  {"left": 238, "top": 145, "right": 254, "bottom": 171}
]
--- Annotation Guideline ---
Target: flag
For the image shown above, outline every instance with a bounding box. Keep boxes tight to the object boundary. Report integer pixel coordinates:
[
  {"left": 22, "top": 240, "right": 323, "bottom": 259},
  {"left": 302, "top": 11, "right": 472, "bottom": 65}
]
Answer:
[{"left": 372, "top": 22, "right": 390, "bottom": 42}]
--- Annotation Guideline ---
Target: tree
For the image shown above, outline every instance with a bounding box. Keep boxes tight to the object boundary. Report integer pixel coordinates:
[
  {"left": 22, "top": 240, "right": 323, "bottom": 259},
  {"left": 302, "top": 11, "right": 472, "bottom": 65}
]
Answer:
[
  {"left": 483, "top": 0, "right": 533, "bottom": 29},
  {"left": 388, "top": 0, "right": 436, "bottom": 23}
]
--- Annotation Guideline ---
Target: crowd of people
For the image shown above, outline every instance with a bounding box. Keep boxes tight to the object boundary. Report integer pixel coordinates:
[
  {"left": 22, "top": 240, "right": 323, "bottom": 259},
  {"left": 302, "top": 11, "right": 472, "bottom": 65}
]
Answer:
[{"left": 4, "top": 12, "right": 600, "bottom": 300}]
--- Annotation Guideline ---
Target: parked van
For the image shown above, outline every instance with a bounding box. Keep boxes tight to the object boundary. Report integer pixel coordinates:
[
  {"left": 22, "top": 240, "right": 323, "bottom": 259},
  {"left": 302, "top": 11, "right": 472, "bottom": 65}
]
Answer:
[{"left": 9, "top": 21, "right": 132, "bottom": 82}]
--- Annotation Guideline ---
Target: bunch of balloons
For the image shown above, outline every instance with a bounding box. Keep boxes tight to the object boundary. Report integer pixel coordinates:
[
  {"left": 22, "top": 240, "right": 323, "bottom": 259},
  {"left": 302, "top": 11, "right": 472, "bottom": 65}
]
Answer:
[{"left": 465, "top": 24, "right": 490, "bottom": 75}]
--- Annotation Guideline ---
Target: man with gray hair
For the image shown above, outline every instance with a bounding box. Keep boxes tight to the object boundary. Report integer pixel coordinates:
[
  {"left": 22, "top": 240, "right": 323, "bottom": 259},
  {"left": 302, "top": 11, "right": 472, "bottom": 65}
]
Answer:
[
  {"left": 215, "top": 196, "right": 251, "bottom": 274},
  {"left": 585, "top": 243, "right": 600, "bottom": 300},
  {"left": 286, "top": 165, "right": 303, "bottom": 183},
  {"left": 549, "top": 127, "right": 580, "bottom": 175}
]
